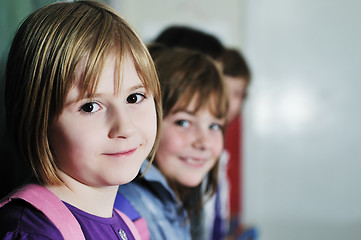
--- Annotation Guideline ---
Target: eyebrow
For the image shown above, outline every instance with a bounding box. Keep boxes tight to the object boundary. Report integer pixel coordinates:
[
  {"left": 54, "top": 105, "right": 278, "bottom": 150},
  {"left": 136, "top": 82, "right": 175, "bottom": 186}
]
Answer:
[
  {"left": 83, "top": 83, "right": 146, "bottom": 99},
  {"left": 172, "top": 109, "right": 225, "bottom": 122},
  {"left": 129, "top": 84, "right": 146, "bottom": 92},
  {"left": 172, "top": 109, "right": 196, "bottom": 116}
]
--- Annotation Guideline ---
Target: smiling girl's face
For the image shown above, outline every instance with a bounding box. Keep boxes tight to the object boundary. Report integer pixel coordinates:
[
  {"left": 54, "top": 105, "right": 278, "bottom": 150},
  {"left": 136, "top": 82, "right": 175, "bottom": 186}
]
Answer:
[
  {"left": 48, "top": 53, "right": 157, "bottom": 188},
  {"left": 155, "top": 96, "right": 225, "bottom": 188}
]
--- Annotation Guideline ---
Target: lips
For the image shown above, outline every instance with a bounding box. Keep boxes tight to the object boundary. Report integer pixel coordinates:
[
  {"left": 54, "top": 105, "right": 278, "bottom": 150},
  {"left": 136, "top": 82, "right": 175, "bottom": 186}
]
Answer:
[
  {"left": 180, "top": 156, "right": 207, "bottom": 166},
  {"left": 103, "top": 148, "right": 137, "bottom": 157}
]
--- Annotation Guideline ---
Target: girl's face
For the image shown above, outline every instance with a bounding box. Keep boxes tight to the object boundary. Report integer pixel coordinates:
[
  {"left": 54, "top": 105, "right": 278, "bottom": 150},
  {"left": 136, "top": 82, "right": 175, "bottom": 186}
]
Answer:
[
  {"left": 224, "top": 75, "right": 248, "bottom": 122},
  {"left": 49, "top": 53, "right": 157, "bottom": 188},
  {"left": 155, "top": 97, "right": 225, "bottom": 188}
]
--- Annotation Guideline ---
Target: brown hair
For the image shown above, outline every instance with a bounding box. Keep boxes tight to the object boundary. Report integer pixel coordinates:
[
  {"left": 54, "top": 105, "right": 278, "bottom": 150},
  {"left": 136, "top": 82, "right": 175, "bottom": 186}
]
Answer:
[
  {"left": 5, "top": 0, "right": 162, "bottom": 185},
  {"left": 153, "top": 26, "right": 225, "bottom": 60},
  {"left": 220, "top": 48, "right": 251, "bottom": 82},
  {"left": 149, "top": 45, "right": 228, "bottom": 216}
]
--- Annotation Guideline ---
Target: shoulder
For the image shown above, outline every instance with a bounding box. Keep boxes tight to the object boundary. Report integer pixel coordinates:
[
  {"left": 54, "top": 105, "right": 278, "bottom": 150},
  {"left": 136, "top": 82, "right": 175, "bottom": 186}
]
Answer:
[
  {"left": 117, "top": 180, "right": 191, "bottom": 240},
  {"left": 117, "top": 172, "right": 181, "bottom": 214},
  {"left": 117, "top": 181, "right": 156, "bottom": 212},
  {"left": 0, "top": 199, "right": 63, "bottom": 240},
  {"left": 117, "top": 176, "right": 171, "bottom": 205},
  {"left": 117, "top": 180, "right": 165, "bottom": 226}
]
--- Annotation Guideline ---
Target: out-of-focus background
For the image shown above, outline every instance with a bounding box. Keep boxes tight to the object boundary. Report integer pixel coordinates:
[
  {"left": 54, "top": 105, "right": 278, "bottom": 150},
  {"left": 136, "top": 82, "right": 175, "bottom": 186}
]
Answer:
[{"left": 1, "top": 0, "right": 361, "bottom": 239}]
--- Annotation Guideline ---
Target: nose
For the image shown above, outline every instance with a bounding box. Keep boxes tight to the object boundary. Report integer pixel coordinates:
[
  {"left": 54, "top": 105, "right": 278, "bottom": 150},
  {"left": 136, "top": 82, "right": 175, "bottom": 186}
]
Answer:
[
  {"left": 108, "top": 107, "right": 137, "bottom": 139},
  {"left": 192, "top": 126, "right": 212, "bottom": 151}
]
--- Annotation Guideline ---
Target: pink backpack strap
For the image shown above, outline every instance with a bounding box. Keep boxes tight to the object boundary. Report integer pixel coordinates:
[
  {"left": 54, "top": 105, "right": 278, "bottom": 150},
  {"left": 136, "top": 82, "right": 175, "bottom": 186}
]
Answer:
[
  {"left": 115, "top": 209, "right": 144, "bottom": 240},
  {"left": 133, "top": 218, "right": 150, "bottom": 240},
  {"left": 0, "top": 184, "right": 85, "bottom": 240},
  {"left": 114, "top": 193, "right": 150, "bottom": 240}
]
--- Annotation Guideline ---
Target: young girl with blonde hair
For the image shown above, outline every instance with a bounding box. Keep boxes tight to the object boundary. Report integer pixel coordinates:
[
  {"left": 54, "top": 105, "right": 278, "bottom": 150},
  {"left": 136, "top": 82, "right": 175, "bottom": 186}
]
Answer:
[{"left": 0, "top": 1, "right": 161, "bottom": 239}]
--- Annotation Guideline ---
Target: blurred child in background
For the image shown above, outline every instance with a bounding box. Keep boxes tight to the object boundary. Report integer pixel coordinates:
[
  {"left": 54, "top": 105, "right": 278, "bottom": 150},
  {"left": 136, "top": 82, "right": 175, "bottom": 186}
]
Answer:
[
  {"left": 219, "top": 48, "right": 252, "bottom": 239},
  {"left": 153, "top": 26, "right": 255, "bottom": 240}
]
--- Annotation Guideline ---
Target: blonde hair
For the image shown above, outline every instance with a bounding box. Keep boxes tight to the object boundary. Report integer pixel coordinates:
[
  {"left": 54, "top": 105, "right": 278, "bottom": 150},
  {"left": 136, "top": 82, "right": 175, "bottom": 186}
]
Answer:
[{"left": 5, "top": 1, "right": 162, "bottom": 185}]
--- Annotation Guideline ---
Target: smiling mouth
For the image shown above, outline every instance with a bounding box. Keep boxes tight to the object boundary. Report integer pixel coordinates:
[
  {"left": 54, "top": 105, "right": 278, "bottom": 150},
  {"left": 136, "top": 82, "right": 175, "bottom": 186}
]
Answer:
[
  {"left": 180, "top": 157, "right": 207, "bottom": 166},
  {"left": 104, "top": 148, "right": 137, "bottom": 157}
]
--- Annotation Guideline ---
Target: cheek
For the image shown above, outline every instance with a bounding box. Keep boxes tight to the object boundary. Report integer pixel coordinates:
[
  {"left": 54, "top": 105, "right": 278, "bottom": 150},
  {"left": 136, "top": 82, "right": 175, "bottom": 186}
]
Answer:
[
  {"left": 146, "top": 110, "right": 158, "bottom": 143},
  {"left": 50, "top": 126, "right": 88, "bottom": 163},
  {"left": 212, "top": 134, "right": 224, "bottom": 158},
  {"left": 49, "top": 117, "right": 102, "bottom": 165},
  {"left": 136, "top": 101, "right": 158, "bottom": 146},
  {"left": 49, "top": 123, "right": 72, "bottom": 154},
  {"left": 229, "top": 92, "right": 242, "bottom": 108},
  {"left": 157, "top": 129, "right": 186, "bottom": 157},
  {"left": 234, "top": 97, "right": 243, "bottom": 109},
  {"left": 156, "top": 120, "right": 192, "bottom": 169}
]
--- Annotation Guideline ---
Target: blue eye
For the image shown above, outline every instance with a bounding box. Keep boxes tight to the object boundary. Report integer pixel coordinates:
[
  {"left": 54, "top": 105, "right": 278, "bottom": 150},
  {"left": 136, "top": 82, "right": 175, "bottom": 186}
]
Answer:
[
  {"left": 127, "top": 93, "right": 146, "bottom": 104},
  {"left": 210, "top": 123, "right": 222, "bottom": 131},
  {"left": 175, "top": 120, "right": 190, "bottom": 128},
  {"left": 80, "top": 102, "right": 101, "bottom": 113}
]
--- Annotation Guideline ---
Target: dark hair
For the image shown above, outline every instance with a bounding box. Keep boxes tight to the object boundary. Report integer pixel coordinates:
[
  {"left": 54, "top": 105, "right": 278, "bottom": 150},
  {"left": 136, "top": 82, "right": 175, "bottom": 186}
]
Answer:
[
  {"left": 153, "top": 26, "right": 225, "bottom": 60},
  {"left": 220, "top": 48, "right": 251, "bottom": 83}
]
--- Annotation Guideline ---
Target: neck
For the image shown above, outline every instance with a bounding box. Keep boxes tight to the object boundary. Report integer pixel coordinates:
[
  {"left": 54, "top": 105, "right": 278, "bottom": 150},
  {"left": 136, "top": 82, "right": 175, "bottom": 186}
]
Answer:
[{"left": 46, "top": 172, "right": 117, "bottom": 218}]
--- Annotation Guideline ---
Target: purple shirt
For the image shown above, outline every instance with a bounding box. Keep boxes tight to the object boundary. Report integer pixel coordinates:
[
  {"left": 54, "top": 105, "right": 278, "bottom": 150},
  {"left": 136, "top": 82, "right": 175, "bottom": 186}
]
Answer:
[{"left": 0, "top": 199, "right": 134, "bottom": 240}]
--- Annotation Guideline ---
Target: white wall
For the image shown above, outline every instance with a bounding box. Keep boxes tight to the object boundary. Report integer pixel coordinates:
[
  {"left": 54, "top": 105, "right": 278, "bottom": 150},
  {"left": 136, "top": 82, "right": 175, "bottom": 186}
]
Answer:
[
  {"left": 243, "top": 0, "right": 361, "bottom": 239},
  {"left": 110, "top": 0, "right": 246, "bottom": 47},
  {"left": 110, "top": 1, "right": 361, "bottom": 239}
]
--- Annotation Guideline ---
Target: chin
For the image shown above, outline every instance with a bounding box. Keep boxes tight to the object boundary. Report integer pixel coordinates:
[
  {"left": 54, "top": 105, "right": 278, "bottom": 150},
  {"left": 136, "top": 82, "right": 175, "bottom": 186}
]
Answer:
[
  {"left": 106, "top": 169, "right": 139, "bottom": 186},
  {"left": 180, "top": 178, "right": 204, "bottom": 188},
  {"left": 121, "top": 172, "right": 139, "bottom": 184}
]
